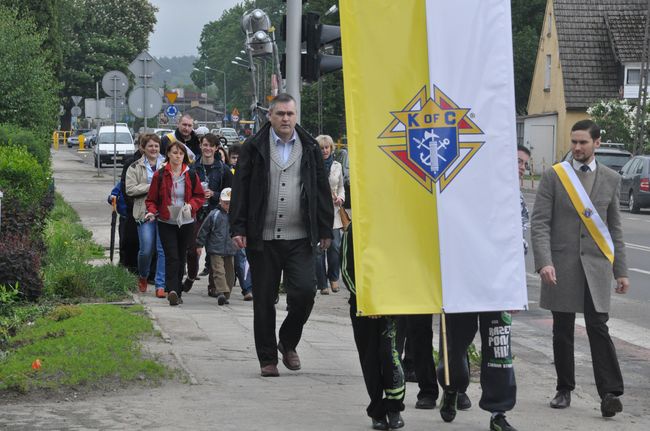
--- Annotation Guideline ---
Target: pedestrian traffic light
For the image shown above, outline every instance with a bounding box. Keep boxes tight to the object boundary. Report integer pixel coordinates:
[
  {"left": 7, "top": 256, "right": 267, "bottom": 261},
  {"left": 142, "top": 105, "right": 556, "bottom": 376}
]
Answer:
[{"left": 302, "top": 12, "right": 342, "bottom": 83}]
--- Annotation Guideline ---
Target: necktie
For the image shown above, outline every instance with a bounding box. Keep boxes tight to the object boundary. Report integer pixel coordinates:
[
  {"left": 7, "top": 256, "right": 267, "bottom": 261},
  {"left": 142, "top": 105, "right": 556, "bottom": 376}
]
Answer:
[{"left": 580, "top": 165, "right": 590, "bottom": 172}]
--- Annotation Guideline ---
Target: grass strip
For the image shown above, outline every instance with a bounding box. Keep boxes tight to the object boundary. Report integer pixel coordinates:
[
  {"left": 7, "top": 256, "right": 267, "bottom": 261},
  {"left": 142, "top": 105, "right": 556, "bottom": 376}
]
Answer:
[{"left": 0, "top": 304, "right": 167, "bottom": 393}]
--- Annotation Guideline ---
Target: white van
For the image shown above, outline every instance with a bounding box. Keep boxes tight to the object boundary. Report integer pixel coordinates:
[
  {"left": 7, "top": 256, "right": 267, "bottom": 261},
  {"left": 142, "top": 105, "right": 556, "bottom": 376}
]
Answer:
[{"left": 93, "top": 124, "right": 135, "bottom": 167}]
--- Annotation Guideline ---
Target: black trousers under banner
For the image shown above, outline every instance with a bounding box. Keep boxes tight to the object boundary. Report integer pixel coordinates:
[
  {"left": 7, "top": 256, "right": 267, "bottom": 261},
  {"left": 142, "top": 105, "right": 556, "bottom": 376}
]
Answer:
[
  {"left": 396, "top": 315, "right": 439, "bottom": 402},
  {"left": 247, "top": 239, "right": 316, "bottom": 366},
  {"left": 350, "top": 299, "right": 405, "bottom": 419},
  {"left": 157, "top": 221, "right": 194, "bottom": 296},
  {"left": 438, "top": 311, "right": 517, "bottom": 413},
  {"left": 552, "top": 286, "right": 624, "bottom": 398}
]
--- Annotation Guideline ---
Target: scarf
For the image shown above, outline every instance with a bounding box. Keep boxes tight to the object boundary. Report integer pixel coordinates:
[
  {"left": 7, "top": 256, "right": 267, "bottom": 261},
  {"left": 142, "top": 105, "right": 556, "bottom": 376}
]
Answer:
[{"left": 323, "top": 154, "right": 334, "bottom": 174}]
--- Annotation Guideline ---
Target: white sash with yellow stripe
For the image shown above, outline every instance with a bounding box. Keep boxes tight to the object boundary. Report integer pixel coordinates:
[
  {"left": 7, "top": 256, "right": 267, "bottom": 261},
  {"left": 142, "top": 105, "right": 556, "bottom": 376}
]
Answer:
[{"left": 553, "top": 161, "right": 614, "bottom": 264}]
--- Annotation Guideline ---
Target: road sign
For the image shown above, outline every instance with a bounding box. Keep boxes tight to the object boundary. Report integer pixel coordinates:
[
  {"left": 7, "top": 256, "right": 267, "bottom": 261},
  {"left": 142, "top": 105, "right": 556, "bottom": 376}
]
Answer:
[
  {"left": 165, "top": 91, "right": 178, "bottom": 104},
  {"left": 72, "top": 96, "right": 83, "bottom": 106},
  {"left": 106, "top": 97, "right": 126, "bottom": 109},
  {"left": 128, "top": 86, "right": 163, "bottom": 118},
  {"left": 165, "top": 104, "right": 179, "bottom": 117},
  {"left": 128, "top": 51, "right": 163, "bottom": 86},
  {"left": 231, "top": 115, "right": 240, "bottom": 122},
  {"left": 71, "top": 106, "right": 82, "bottom": 117},
  {"left": 102, "top": 70, "right": 129, "bottom": 97}
]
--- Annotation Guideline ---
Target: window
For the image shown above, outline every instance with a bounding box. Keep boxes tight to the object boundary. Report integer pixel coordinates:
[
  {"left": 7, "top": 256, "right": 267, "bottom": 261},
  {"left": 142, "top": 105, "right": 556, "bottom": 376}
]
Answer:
[
  {"left": 544, "top": 55, "right": 552, "bottom": 90},
  {"left": 627, "top": 68, "right": 640, "bottom": 85},
  {"left": 547, "top": 13, "right": 552, "bottom": 37}
]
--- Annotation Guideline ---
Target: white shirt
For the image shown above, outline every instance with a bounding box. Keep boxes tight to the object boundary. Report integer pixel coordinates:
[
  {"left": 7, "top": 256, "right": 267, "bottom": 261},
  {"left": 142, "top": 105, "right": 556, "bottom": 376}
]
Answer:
[
  {"left": 572, "top": 158, "right": 597, "bottom": 172},
  {"left": 270, "top": 127, "right": 296, "bottom": 164}
]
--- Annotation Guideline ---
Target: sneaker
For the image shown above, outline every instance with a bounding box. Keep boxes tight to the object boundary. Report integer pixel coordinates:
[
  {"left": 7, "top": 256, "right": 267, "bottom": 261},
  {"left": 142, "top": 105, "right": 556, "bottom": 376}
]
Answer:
[
  {"left": 320, "top": 287, "right": 330, "bottom": 295},
  {"left": 330, "top": 280, "right": 340, "bottom": 292},
  {"left": 182, "top": 278, "right": 194, "bottom": 293},
  {"left": 168, "top": 291, "right": 179, "bottom": 306},
  {"left": 440, "top": 390, "right": 457, "bottom": 423},
  {"left": 217, "top": 293, "right": 228, "bottom": 305},
  {"left": 155, "top": 288, "right": 166, "bottom": 298},
  {"left": 457, "top": 392, "right": 472, "bottom": 410},
  {"left": 138, "top": 277, "right": 148, "bottom": 293},
  {"left": 490, "top": 414, "right": 517, "bottom": 431},
  {"left": 199, "top": 267, "right": 210, "bottom": 277},
  {"left": 415, "top": 396, "right": 436, "bottom": 409},
  {"left": 387, "top": 411, "right": 404, "bottom": 429},
  {"left": 243, "top": 292, "right": 253, "bottom": 301}
]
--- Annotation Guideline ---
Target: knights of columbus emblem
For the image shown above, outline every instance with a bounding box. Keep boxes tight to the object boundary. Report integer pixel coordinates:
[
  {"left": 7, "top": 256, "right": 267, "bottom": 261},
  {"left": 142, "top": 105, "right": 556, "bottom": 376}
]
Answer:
[{"left": 379, "top": 86, "right": 484, "bottom": 193}]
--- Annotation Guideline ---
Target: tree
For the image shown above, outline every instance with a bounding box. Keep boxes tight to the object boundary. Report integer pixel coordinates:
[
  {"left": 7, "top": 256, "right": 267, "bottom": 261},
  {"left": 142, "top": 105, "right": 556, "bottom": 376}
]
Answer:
[
  {"left": 587, "top": 99, "right": 650, "bottom": 153},
  {"left": 511, "top": 0, "right": 547, "bottom": 114},
  {"left": 59, "top": 0, "right": 157, "bottom": 128},
  {"left": 0, "top": 5, "right": 59, "bottom": 136}
]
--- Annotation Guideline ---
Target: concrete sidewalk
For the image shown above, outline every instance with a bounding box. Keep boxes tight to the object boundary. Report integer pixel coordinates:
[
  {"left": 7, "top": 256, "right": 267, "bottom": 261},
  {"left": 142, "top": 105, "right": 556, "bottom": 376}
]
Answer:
[{"left": 2, "top": 148, "right": 644, "bottom": 430}]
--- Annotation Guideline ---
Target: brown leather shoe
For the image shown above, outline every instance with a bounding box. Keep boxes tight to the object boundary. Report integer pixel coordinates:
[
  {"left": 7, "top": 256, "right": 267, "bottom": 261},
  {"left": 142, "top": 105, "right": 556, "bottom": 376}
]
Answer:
[
  {"left": 260, "top": 364, "right": 279, "bottom": 377},
  {"left": 138, "top": 277, "right": 148, "bottom": 293},
  {"left": 278, "top": 342, "right": 301, "bottom": 370}
]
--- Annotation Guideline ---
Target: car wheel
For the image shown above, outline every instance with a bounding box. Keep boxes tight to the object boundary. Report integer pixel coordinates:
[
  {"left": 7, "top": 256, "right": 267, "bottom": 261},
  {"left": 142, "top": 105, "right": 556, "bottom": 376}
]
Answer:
[{"left": 629, "top": 191, "right": 640, "bottom": 214}]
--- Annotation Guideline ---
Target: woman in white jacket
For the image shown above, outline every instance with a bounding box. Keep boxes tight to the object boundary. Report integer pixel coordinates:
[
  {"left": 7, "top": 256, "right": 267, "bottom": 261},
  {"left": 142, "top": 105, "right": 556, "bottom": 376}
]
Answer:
[
  {"left": 315, "top": 135, "right": 345, "bottom": 294},
  {"left": 125, "top": 133, "right": 166, "bottom": 298}
]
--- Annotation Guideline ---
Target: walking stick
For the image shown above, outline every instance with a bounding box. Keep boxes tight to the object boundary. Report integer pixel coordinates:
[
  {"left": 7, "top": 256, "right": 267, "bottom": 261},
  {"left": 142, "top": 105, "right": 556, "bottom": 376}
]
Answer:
[{"left": 441, "top": 311, "right": 450, "bottom": 386}]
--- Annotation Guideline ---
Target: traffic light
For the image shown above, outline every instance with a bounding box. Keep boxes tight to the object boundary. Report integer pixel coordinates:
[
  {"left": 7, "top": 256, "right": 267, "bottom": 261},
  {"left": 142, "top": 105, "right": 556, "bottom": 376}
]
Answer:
[
  {"left": 302, "top": 12, "right": 342, "bottom": 83},
  {"left": 242, "top": 9, "right": 273, "bottom": 57}
]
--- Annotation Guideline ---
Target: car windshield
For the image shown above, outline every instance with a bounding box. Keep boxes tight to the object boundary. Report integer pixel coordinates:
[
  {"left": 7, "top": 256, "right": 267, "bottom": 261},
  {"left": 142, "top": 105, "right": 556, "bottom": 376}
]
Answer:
[
  {"left": 596, "top": 154, "right": 631, "bottom": 171},
  {"left": 98, "top": 133, "right": 132, "bottom": 144},
  {"left": 222, "top": 131, "right": 237, "bottom": 138}
]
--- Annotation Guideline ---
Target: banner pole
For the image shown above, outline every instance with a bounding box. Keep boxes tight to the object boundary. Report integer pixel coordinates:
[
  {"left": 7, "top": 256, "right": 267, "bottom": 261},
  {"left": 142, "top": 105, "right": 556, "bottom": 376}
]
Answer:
[{"left": 441, "top": 312, "right": 450, "bottom": 386}]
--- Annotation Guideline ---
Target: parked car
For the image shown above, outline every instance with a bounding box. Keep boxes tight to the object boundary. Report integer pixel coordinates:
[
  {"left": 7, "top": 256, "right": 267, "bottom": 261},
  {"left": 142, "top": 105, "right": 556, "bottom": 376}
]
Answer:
[
  {"left": 619, "top": 155, "right": 650, "bottom": 213},
  {"left": 153, "top": 128, "right": 173, "bottom": 138},
  {"left": 66, "top": 129, "right": 91, "bottom": 148},
  {"left": 93, "top": 125, "right": 135, "bottom": 167},
  {"left": 561, "top": 142, "right": 631, "bottom": 172},
  {"left": 213, "top": 127, "right": 239, "bottom": 147}
]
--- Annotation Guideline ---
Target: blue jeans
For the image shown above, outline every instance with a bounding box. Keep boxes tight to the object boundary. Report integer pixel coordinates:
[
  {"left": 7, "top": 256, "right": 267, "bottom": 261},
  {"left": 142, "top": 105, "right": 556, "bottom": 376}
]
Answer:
[
  {"left": 137, "top": 220, "right": 165, "bottom": 288},
  {"left": 315, "top": 228, "right": 341, "bottom": 289},
  {"left": 235, "top": 248, "right": 252, "bottom": 294}
]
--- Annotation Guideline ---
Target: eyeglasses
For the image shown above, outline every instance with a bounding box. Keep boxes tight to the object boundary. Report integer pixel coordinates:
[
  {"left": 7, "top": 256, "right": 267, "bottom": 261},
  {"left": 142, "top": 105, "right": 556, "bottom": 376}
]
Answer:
[{"left": 518, "top": 158, "right": 530, "bottom": 169}]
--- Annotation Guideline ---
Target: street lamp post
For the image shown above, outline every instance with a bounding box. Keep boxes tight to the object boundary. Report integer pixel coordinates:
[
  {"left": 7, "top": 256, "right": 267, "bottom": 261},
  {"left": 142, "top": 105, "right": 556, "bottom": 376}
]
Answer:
[{"left": 205, "top": 66, "right": 226, "bottom": 127}]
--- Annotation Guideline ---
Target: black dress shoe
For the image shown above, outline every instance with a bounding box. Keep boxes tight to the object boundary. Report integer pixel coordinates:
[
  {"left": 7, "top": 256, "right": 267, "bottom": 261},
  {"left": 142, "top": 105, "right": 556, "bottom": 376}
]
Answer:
[
  {"left": 387, "top": 411, "right": 404, "bottom": 429},
  {"left": 600, "top": 393, "right": 623, "bottom": 417},
  {"left": 371, "top": 416, "right": 389, "bottom": 430},
  {"left": 457, "top": 392, "right": 472, "bottom": 410},
  {"left": 415, "top": 395, "right": 436, "bottom": 409},
  {"left": 440, "top": 390, "right": 458, "bottom": 422},
  {"left": 550, "top": 390, "right": 571, "bottom": 409}
]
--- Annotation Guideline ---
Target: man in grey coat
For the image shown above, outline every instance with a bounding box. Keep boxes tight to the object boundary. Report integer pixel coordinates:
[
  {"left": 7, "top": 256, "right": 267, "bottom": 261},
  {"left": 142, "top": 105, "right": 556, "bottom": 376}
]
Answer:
[{"left": 531, "top": 119, "right": 629, "bottom": 418}]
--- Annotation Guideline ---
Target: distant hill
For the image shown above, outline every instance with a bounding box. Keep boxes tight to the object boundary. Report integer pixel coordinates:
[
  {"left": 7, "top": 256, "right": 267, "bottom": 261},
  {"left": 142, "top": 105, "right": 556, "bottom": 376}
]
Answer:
[{"left": 150, "top": 55, "right": 197, "bottom": 88}]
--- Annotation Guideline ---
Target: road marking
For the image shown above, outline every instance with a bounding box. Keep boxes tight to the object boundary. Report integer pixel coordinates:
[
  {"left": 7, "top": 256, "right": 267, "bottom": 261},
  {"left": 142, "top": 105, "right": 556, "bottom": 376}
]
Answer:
[
  {"left": 626, "top": 242, "right": 650, "bottom": 253},
  {"left": 576, "top": 317, "right": 650, "bottom": 350},
  {"left": 630, "top": 268, "right": 650, "bottom": 276}
]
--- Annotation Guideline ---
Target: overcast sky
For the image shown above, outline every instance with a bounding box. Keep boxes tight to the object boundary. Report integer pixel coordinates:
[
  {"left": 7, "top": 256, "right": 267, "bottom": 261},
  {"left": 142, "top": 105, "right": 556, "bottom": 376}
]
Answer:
[{"left": 148, "top": 0, "right": 240, "bottom": 57}]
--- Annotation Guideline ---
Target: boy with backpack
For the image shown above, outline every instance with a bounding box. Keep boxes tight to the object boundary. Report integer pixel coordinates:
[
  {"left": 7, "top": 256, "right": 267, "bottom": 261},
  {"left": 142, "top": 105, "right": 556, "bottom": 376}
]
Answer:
[{"left": 196, "top": 187, "right": 239, "bottom": 305}]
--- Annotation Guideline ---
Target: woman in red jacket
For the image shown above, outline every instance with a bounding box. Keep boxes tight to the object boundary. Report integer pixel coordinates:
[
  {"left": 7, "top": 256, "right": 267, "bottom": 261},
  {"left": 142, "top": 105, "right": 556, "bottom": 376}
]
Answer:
[{"left": 145, "top": 142, "right": 205, "bottom": 306}]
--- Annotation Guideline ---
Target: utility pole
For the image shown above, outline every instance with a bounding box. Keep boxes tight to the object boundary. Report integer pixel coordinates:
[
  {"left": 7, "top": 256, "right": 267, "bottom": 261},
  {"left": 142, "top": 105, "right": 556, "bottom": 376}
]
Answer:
[
  {"left": 634, "top": 0, "right": 650, "bottom": 155},
  {"left": 286, "top": 0, "right": 302, "bottom": 121}
]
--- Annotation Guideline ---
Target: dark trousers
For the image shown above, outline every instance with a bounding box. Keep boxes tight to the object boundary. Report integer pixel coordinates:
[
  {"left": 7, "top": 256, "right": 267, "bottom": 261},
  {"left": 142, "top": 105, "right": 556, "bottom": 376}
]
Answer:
[
  {"left": 120, "top": 214, "right": 139, "bottom": 273},
  {"left": 439, "top": 312, "right": 516, "bottom": 413},
  {"left": 158, "top": 221, "right": 194, "bottom": 296},
  {"left": 396, "top": 315, "right": 439, "bottom": 401},
  {"left": 350, "top": 299, "right": 405, "bottom": 419},
  {"left": 552, "top": 287, "right": 624, "bottom": 398},
  {"left": 185, "top": 215, "right": 203, "bottom": 281},
  {"left": 247, "top": 239, "right": 316, "bottom": 365}
]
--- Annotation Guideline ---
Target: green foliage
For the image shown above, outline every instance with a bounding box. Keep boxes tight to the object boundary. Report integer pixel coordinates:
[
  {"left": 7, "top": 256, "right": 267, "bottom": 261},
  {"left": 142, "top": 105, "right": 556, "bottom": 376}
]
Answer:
[
  {"left": 0, "top": 123, "right": 51, "bottom": 168},
  {"left": 47, "top": 304, "right": 82, "bottom": 321},
  {"left": 0, "top": 284, "right": 51, "bottom": 355},
  {"left": 0, "top": 304, "right": 167, "bottom": 393},
  {"left": 0, "top": 145, "right": 50, "bottom": 209},
  {"left": 586, "top": 99, "right": 650, "bottom": 153},
  {"left": 59, "top": 0, "right": 158, "bottom": 124},
  {"left": 42, "top": 194, "right": 135, "bottom": 302},
  {"left": 511, "top": 0, "right": 547, "bottom": 114},
  {"left": 0, "top": 5, "right": 59, "bottom": 136}
]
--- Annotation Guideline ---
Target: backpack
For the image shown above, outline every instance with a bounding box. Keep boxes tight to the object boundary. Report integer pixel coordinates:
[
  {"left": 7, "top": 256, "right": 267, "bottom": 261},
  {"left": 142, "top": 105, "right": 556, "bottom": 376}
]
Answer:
[{"left": 108, "top": 181, "right": 128, "bottom": 217}]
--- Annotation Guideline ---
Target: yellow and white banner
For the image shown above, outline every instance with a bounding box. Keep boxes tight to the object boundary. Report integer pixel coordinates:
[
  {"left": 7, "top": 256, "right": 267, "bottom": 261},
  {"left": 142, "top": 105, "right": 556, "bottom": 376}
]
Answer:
[{"left": 341, "top": 0, "right": 527, "bottom": 315}]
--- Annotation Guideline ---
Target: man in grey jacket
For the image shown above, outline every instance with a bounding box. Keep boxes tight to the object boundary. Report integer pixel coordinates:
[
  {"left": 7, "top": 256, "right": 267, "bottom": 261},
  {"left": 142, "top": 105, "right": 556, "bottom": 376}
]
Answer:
[
  {"left": 531, "top": 119, "right": 629, "bottom": 418},
  {"left": 230, "top": 93, "right": 334, "bottom": 377}
]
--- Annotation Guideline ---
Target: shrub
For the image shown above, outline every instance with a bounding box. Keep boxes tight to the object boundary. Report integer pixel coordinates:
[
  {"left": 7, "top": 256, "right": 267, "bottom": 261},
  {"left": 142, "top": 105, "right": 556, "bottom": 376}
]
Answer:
[
  {"left": 47, "top": 304, "right": 83, "bottom": 321},
  {"left": 0, "top": 145, "right": 50, "bottom": 210},
  {"left": 0, "top": 124, "right": 51, "bottom": 169},
  {"left": 43, "top": 263, "right": 136, "bottom": 302},
  {"left": 0, "top": 234, "right": 43, "bottom": 298}
]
